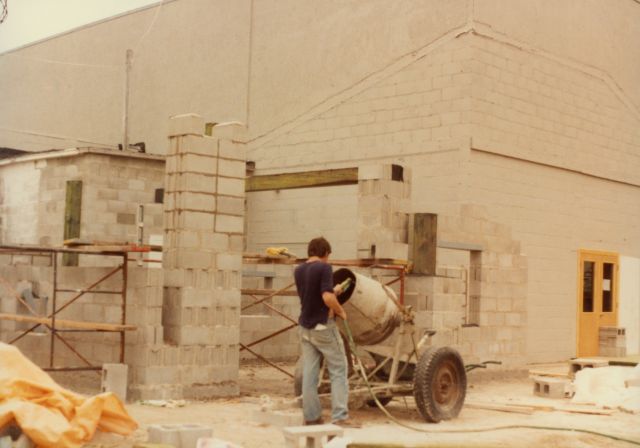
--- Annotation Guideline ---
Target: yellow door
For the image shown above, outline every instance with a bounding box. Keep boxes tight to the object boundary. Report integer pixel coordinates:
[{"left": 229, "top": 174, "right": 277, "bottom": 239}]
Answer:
[{"left": 577, "top": 251, "right": 619, "bottom": 357}]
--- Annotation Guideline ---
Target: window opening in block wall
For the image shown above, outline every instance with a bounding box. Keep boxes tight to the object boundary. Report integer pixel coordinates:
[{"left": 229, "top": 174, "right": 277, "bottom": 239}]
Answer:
[{"left": 465, "top": 250, "right": 482, "bottom": 326}]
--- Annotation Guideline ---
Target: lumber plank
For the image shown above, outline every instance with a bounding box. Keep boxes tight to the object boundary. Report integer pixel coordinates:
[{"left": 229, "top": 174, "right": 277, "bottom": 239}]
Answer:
[
  {"left": 241, "top": 288, "right": 298, "bottom": 297},
  {"left": 63, "top": 180, "right": 82, "bottom": 266},
  {"left": 409, "top": 213, "right": 437, "bottom": 275},
  {"left": 0, "top": 313, "right": 136, "bottom": 332},
  {"left": 246, "top": 167, "right": 358, "bottom": 192},
  {"left": 464, "top": 400, "right": 534, "bottom": 414},
  {"left": 528, "top": 370, "right": 570, "bottom": 378}
]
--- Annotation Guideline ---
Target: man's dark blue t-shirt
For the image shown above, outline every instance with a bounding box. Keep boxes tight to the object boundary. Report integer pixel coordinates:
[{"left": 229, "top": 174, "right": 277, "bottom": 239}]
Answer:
[{"left": 294, "top": 261, "right": 334, "bottom": 329}]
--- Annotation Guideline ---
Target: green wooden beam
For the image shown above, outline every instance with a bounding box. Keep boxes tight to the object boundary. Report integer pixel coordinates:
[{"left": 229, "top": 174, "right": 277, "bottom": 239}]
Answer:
[
  {"left": 409, "top": 213, "right": 437, "bottom": 275},
  {"left": 63, "top": 180, "right": 82, "bottom": 266},
  {"left": 246, "top": 167, "right": 358, "bottom": 192}
]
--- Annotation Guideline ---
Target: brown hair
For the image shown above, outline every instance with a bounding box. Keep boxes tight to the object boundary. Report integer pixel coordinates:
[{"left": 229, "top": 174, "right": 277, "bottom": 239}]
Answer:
[{"left": 307, "top": 237, "right": 332, "bottom": 258}]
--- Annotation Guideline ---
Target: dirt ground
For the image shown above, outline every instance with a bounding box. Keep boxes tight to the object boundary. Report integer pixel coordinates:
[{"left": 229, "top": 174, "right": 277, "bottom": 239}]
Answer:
[{"left": 66, "top": 361, "right": 640, "bottom": 448}]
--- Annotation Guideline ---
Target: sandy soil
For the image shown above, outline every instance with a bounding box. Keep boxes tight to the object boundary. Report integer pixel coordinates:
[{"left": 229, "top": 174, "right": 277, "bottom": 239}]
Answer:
[{"left": 73, "top": 361, "right": 640, "bottom": 448}]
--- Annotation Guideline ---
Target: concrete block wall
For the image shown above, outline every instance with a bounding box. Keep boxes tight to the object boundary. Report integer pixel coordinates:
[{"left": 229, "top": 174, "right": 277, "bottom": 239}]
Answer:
[
  {"left": 464, "top": 32, "right": 640, "bottom": 362},
  {"left": 0, "top": 263, "right": 163, "bottom": 370},
  {"left": 357, "top": 164, "right": 411, "bottom": 260},
  {"left": 240, "top": 263, "right": 300, "bottom": 361},
  {"left": 246, "top": 185, "right": 358, "bottom": 260},
  {"left": 0, "top": 160, "right": 42, "bottom": 245},
  {"left": 144, "top": 114, "right": 246, "bottom": 399},
  {"left": 0, "top": 150, "right": 165, "bottom": 266}
]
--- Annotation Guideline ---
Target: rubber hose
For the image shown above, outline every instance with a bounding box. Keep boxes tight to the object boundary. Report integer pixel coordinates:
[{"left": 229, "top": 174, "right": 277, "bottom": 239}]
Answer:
[{"left": 341, "top": 320, "right": 640, "bottom": 446}]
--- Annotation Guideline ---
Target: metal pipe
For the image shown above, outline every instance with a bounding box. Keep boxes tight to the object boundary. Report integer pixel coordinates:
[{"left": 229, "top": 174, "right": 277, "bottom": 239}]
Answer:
[
  {"left": 120, "top": 254, "right": 128, "bottom": 363},
  {"left": 9, "top": 264, "right": 122, "bottom": 343},
  {"left": 240, "top": 344, "right": 294, "bottom": 378},
  {"left": 241, "top": 282, "right": 295, "bottom": 311},
  {"left": 49, "top": 252, "right": 57, "bottom": 369},
  {"left": 240, "top": 323, "right": 298, "bottom": 350},
  {"left": 248, "top": 294, "right": 297, "bottom": 325}
]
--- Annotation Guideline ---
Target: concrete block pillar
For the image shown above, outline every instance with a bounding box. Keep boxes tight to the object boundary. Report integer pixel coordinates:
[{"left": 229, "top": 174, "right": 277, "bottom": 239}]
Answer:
[
  {"left": 160, "top": 113, "right": 245, "bottom": 398},
  {"left": 357, "top": 163, "right": 411, "bottom": 259}
]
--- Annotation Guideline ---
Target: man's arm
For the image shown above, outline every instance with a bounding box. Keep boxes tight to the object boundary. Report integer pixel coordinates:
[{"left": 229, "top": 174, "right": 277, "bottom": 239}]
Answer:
[{"left": 322, "top": 291, "right": 347, "bottom": 320}]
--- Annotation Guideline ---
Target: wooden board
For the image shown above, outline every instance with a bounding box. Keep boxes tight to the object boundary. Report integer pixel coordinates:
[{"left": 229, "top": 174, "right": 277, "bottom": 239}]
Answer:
[
  {"left": 528, "top": 370, "right": 570, "bottom": 378},
  {"left": 63, "top": 180, "right": 83, "bottom": 266},
  {"left": 0, "top": 313, "right": 136, "bottom": 332},
  {"left": 464, "top": 401, "right": 534, "bottom": 414},
  {"left": 409, "top": 213, "right": 437, "bottom": 275},
  {"left": 246, "top": 167, "right": 358, "bottom": 192}
]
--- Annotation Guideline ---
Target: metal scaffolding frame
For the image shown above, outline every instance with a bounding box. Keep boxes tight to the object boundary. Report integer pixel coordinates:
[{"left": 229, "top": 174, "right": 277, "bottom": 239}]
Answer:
[
  {"left": 239, "top": 256, "right": 407, "bottom": 377},
  {"left": 0, "top": 244, "right": 139, "bottom": 372}
]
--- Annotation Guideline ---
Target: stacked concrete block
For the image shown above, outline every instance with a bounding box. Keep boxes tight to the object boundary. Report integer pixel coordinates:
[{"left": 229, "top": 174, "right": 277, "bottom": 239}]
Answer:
[
  {"left": 599, "top": 326, "right": 626, "bottom": 358},
  {"left": 149, "top": 113, "right": 246, "bottom": 399},
  {"left": 357, "top": 164, "right": 411, "bottom": 260}
]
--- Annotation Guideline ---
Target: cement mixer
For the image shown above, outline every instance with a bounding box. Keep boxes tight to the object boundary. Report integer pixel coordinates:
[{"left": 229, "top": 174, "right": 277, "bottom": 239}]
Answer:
[{"left": 294, "top": 268, "right": 479, "bottom": 423}]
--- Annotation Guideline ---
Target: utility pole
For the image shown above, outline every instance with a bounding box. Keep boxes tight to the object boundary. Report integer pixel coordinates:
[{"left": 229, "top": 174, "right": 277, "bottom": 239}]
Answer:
[{"left": 122, "top": 49, "right": 133, "bottom": 151}]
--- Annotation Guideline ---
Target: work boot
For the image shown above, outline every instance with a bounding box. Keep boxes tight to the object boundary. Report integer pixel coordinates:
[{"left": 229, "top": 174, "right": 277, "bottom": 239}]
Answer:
[
  {"left": 332, "top": 418, "right": 361, "bottom": 428},
  {"left": 304, "top": 417, "right": 324, "bottom": 426}
]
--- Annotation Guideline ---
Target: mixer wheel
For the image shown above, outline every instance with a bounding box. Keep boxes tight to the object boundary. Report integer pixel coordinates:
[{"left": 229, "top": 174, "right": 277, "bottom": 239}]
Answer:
[{"left": 413, "top": 346, "right": 466, "bottom": 423}]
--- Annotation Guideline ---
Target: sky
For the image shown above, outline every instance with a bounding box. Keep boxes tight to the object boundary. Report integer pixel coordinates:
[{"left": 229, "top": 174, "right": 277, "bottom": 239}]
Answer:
[{"left": 0, "top": 0, "right": 160, "bottom": 53}]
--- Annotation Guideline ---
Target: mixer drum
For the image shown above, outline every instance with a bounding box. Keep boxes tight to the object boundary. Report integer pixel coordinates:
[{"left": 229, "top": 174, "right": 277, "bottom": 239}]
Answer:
[{"left": 333, "top": 268, "right": 402, "bottom": 345}]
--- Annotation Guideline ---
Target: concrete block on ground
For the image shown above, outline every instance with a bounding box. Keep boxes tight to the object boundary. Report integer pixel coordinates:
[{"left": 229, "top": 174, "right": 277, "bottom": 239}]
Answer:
[
  {"left": 282, "top": 424, "right": 344, "bottom": 448},
  {"left": 180, "top": 424, "right": 214, "bottom": 448},
  {"left": 148, "top": 423, "right": 212, "bottom": 448},
  {"left": 134, "top": 444, "right": 173, "bottom": 448},
  {"left": 532, "top": 376, "right": 570, "bottom": 399},
  {"left": 148, "top": 425, "right": 180, "bottom": 447},
  {"left": 101, "top": 363, "right": 128, "bottom": 402},
  {"left": 569, "top": 358, "right": 609, "bottom": 378},
  {"left": 251, "top": 409, "right": 303, "bottom": 428},
  {"left": 196, "top": 438, "right": 242, "bottom": 448}
]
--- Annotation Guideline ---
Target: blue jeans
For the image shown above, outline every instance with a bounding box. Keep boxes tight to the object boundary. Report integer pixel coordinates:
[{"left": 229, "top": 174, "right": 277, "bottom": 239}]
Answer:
[{"left": 299, "top": 319, "right": 349, "bottom": 422}]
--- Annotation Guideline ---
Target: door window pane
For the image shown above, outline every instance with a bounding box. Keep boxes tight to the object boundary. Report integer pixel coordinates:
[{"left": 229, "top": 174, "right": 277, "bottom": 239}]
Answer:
[
  {"left": 582, "top": 261, "right": 594, "bottom": 312},
  {"left": 602, "top": 262, "right": 614, "bottom": 312}
]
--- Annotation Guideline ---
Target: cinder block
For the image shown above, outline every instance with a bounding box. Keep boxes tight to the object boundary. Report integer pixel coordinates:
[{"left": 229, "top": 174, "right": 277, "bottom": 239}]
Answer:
[
  {"left": 212, "top": 122, "right": 247, "bottom": 141},
  {"left": 218, "top": 159, "right": 246, "bottom": 179},
  {"left": 217, "top": 177, "right": 245, "bottom": 197},
  {"left": 181, "top": 154, "right": 217, "bottom": 175},
  {"left": 218, "top": 141, "right": 247, "bottom": 161},
  {"left": 169, "top": 114, "right": 204, "bottom": 137},
  {"left": 569, "top": 358, "right": 609, "bottom": 378},
  {"left": 282, "top": 424, "right": 344, "bottom": 448},
  {"left": 216, "top": 196, "right": 244, "bottom": 216},
  {"left": 148, "top": 425, "right": 180, "bottom": 447},
  {"left": 374, "top": 242, "right": 408, "bottom": 260},
  {"left": 101, "top": 363, "right": 128, "bottom": 402},
  {"left": 532, "top": 377, "right": 569, "bottom": 399},
  {"left": 179, "top": 424, "right": 213, "bottom": 448},
  {"left": 358, "top": 164, "right": 391, "bottom": 181},
  {"left": 148, "top": 423, "right": 212, "bottom": 448},
  {"left": 215, "top": 215, "right": 244, "bottom": 234},
  {"left": 216, "top": 253, "right": 242, "bottom": 271}
]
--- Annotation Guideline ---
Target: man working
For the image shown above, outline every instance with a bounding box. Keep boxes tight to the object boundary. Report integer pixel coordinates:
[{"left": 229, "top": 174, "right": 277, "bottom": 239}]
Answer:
[{"left": 294, "top": 237, "right": 353, "bottom": 426}]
